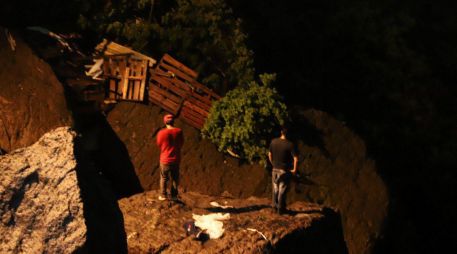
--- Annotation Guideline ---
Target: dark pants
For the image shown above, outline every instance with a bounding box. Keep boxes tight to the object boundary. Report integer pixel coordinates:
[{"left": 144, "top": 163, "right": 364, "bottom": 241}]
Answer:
[
  {"left": 272, "top": 168, "right": 290, "bottom": 211},
  {"left": 160, "top": 163, "right": 179, "bottom": 197}
]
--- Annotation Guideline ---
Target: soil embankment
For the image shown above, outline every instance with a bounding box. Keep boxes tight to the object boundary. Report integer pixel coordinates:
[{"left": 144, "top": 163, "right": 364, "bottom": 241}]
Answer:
[{"left": 0, "top": 28, "right": 72, "bottom": 152}]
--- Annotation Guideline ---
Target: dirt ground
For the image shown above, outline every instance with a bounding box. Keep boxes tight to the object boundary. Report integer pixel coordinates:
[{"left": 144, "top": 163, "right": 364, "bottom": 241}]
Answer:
[{"left": 118, "top": 190, "right": 348, "bottom": 253}]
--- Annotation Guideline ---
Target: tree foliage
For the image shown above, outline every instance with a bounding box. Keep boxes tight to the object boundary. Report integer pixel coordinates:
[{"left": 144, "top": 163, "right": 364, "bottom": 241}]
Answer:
[
  {"left": 202, "top": 73, "right": 287, "bottom": 164},
  {"left": 76, "top": 0, "right": 254, "bottom": 93},
  {"left": 154, "top": 0, "right": 254, "bottom": 93}
]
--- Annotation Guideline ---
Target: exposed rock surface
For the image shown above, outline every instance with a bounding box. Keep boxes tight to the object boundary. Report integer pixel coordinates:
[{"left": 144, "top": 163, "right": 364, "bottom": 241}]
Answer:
[
  {"left": 0, "top": 127, "right": 86, "bottom": 253},
  {"left": 0, "top": 29, "right": 72, "bottom": 152},
  {"left": 119, "top": 190, "right": 348, "bottom": 253}
]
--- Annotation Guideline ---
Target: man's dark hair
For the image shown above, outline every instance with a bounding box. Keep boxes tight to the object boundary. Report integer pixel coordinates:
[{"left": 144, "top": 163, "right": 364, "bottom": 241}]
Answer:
[{"left": 280, "top": 125, "right": 288, "bottom": 136}]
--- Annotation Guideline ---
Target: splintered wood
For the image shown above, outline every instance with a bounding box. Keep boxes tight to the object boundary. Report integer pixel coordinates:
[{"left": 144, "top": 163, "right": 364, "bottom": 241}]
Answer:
[{"left": 149, "top": 54, "right": 220, "bottom": 128}]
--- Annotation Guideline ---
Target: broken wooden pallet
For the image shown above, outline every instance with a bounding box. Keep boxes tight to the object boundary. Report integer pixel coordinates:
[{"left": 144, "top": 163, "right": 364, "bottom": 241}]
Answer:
[
  {"left": 103, "top": 55, "right": 148, "bottom": 102},
  {"left": 149, "top": 54, "right": 220, "bottom": 129}
]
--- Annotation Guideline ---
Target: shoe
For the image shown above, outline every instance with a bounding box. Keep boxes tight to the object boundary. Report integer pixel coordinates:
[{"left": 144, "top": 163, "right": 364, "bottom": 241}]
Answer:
[
  {"left": 158, "top": 195, "right": 167, "bottom": 201},
  {"left": 170, "top": 196, "right": 180, "bottom": 202},
  {"left": 277, "top": 207, "right": 286, "bottom": 215}
]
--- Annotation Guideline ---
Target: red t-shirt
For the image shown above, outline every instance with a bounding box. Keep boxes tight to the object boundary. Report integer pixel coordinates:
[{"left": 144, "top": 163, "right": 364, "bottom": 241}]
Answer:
[{"left": 156, "top": 127, "right": 184, "bottom": 164}]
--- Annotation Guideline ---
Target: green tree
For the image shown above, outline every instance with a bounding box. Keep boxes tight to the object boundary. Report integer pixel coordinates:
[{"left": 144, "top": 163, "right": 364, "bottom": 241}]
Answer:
[
  {"left": 202, "top": 73, "right": 288, "bottom": 164},
  {"left": 77, "top": 0, "right": 254, "bottom": 93},
  {"left": 153, "top": 0, "right": 254, "bottom": 93}
]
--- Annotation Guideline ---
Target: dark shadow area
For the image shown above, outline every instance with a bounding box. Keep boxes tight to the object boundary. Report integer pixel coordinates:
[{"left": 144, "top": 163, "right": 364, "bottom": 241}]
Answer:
[
  {"left": 279, "top": 208, "right": 325, "bottom": 216},
  {"left": 273, "top": 208, "right": 348, "bottom": 254},
  {"left": 96, "top": 115, "right": 144, "bottom": 198},
  {"left": 61, "top": 77, "right": 143, "bottom": 199},
  {"left": 73, "top": 135, "right": 128, "bottom": 254},
  {"left": 288, "top": 107, "right": 331, "bottom": 159},
  {"left": 205, "top": 204, "right": 270, "bottom": 214}
]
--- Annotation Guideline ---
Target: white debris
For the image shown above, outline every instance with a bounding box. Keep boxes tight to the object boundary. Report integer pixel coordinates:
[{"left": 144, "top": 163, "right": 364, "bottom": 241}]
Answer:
[
  {"left": 192, "top": 213, "right": 230, "bottom": 239},
  {"left": 246, "top": 228, "right": 268, "bottom": 241},
  {"left": 85, "top": 58, "right": 104, "bottom": 80},
  {"left": 210, "top": 201, "right": 234, "bottom": 209}
]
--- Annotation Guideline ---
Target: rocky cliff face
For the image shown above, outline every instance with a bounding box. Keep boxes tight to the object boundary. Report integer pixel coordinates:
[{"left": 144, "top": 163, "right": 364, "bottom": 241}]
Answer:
[
  {"left": 0, "top": 29, "right": 72, "bottom": 153},
  {"left": 0, "top": 127, "right": 86, "bottom": 253}
]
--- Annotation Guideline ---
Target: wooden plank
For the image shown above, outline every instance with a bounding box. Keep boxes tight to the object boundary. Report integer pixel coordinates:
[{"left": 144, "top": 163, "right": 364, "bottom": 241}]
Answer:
[
  {"left": 109, "top": 79, "right": 116, "bottom": 99},
  {"left": 122, "top": 67, "right": 130, "bottom": 100},
  {"left": 152, "top": 69, "right": 191, "bottom": 94},
  {"left": 139, "top": 75, "right": 146, "bottom": 101},
  {"left": 162, "top": 54, "right": 198, "bottom": 79},
  {"left": 181, "top": 106, "right": 206, "bottom": 122},
  {"left": 96, "top": 39, "right": 157, "bottom": 66},
  {"left": 159, "top": 62, "right": 196, "bottom": 84},
  {"left": 186, "top": 96, "right": 212, "bottom": 111},
  {"left": 181, "top": 115, "right": 204, "bottom": 129},
  {"left": 149, "top": 92, "right": 180, "bottom": 115},
  {"left": 181, "top": 110, "right": 205, "bottom": 128},
  {"left": 188, "top": 91, "right": 212, "bottom": 105},
  {"left": 150, "top": 76, "right": 188, "bottom": 97},
  {"left": 133, "top": 80, "right": 139, "bottom": 100},
  {"left": 189, "top": 80, "right": 220, "bottom": 100},
  {"left": 183, "top": 101, "right": 209, "bottom": 117},
  {"left": 149, "top": 85, "right": 182, "bottom": 104}
]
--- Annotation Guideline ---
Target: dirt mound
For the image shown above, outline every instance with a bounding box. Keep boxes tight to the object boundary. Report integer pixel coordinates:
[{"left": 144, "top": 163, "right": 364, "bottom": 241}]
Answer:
[
  {"left": 289, "top": 108, "right": 388, "bottom": 254},
  {"left": 104, "top": 102, "right": 268, "bottom": 198},
  {"left": 0, "top": 28, "right": 72, "bottom": 152},
  {"left": 119, "top": 190, "right": 348, "bottom": 253},
  {"left": 0, "top": 127, "right": 86, "bottom": 253},
  {"left": 105, "top": 103, "right": 387, "bottom": 254}
]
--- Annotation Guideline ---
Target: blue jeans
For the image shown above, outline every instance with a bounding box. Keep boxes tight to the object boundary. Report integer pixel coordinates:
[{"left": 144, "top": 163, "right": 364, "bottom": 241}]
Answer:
[{"left": 272, "top": 168, "right": 290, "bottom": 211}]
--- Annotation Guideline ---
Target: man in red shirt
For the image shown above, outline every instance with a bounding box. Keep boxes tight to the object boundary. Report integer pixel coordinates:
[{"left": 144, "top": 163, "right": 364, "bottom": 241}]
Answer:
[{"left": 156, "top": 114, "right": 184, "bottom": 201}]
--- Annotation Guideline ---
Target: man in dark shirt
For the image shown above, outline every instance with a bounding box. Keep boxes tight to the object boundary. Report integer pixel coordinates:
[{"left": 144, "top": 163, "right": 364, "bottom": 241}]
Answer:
[
  {"left": 156, "top": 114, "right": 184, "bottom": 201},
  {"left": 268, "top": 126, "right": 298, "bottom": 214}
]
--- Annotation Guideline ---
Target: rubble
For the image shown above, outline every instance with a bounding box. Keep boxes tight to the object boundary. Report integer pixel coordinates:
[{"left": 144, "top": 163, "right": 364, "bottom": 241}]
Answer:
[{"left": 0, "top": 127, "right": 86, "bottom": 253}]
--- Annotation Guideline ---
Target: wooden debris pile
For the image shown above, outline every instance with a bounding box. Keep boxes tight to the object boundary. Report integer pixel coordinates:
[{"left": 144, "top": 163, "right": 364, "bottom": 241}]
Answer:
[{"left": 86, "top": 40, "right": 220, "bottom": 129}]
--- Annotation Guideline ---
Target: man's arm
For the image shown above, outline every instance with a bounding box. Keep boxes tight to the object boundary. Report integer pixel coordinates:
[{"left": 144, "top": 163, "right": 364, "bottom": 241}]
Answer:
[
  {"left": 156, "top": 130, "right": 163, "bottom": 147},
  {"left": 268, "top": 151, "right": 273, "bottom": 164},
  {"left": 291, "top": 155, "right": 298, "bottom": 175}
]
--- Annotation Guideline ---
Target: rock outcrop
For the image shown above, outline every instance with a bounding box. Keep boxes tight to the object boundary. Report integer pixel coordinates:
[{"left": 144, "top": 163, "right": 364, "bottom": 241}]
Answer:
[
  {"left": 119, "top": 190, "right": 348, "bottom": 253},
  {"left": 0, "top": 28, "right": 72, "bottom": 152},
  {"left": 0, "top": 127, "right": 86, "bottom": 253}
]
